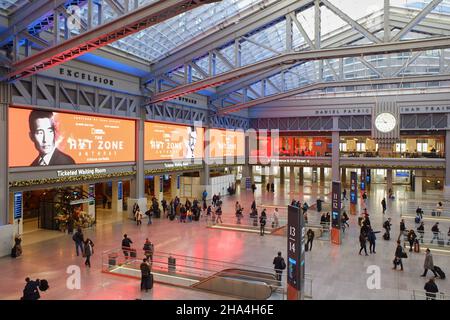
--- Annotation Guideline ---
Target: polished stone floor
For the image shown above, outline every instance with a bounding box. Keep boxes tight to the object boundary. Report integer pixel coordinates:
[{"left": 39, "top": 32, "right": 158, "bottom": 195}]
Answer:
[{"left": 1, "top": 179, "right": 449, "bottom": 300}]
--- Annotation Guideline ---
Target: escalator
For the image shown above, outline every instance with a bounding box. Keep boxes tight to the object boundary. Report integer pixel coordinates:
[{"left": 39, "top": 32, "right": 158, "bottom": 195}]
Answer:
[{"left": 192, "top": 268, "right": 280, "bottom": 300}]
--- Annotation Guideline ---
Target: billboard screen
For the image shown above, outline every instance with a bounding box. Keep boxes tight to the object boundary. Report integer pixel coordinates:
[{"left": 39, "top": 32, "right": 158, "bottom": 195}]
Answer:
[
  {"left": 144, "top": 122, "right": 204, "bottom": 161},
  {"left": 9, "top": 107, "right": 136, "bottom": 167},
  {"left": 209, "top": 129, "right": 245, "bottom": 158}
]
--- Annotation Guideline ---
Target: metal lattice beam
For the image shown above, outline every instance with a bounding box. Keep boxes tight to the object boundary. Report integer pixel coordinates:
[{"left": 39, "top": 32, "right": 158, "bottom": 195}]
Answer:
[
  {"left": 217, "top": 74, "right": 450, "bottom": 114},
  {"left": 150, "top": 36, "right": 450, "bottom": 103},
  {"left": 4, "top": 0, "right": 221, "bottom": 82}
]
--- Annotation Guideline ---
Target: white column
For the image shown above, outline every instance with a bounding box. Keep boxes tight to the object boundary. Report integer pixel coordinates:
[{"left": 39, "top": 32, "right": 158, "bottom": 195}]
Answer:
[
  {"left": 128, "top": 107, "right": 147, "bottom": 218},
  {"left": 280, "top": 166, "right": 285, "bottom": 185},
  {"left": 415, "top": 170, "right": 423, "bottom": 198},
  {"left": 112, "top": 181, "right": 123, "bottom": 213},
  {"left": 0, "top": 82, "right": 13, "bottom": 257},
  {"left": 387, "top": 169, "right": 393, "bottom": 192},
  {"left": 82, "top": 184, "right": 95, "bottom": 218}
]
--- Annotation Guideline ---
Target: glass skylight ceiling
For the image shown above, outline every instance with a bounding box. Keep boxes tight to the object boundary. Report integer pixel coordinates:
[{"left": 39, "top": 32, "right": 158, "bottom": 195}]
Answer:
[
  {"left": 103, "top": 0, "right": 268, "bottom": 62},
  {"left": 0, "top": 0, "right": 28, "bottom": 13}
]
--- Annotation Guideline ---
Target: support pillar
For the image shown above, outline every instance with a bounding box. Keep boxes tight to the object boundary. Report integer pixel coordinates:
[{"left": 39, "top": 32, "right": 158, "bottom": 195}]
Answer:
[
  {"left": 445, "top": 130, "right": 450, "bottom": 194},
  {"left": 280, "top": 166, "right": 285, "bottom": 185},
  {"left": 0, "top": 81, "right": 13, "bottom": 256},
  {"left": 261, "top": 166, "right": 266, "bottom": 183},
  {"left": 241, "top": 164, "right": 253, "bottom": 189},
  {"left": 415, "top": 170, "right": 423, "bottom": 198},
  {"left": 171, "top": 174, "right": 180, "bottom": 199},
  {"left": 112, "top": 181, "right": 123, "bottom": 213},
  {"left": 298, "top": 167, "right": 304, "bottom": 186},
  {"left": 319, "top": 167, "right": 325, "bottom": 186},
  {"left": 268, "top": 165, "right": 275, "bottom": 184},
  {"left": 154, "top": 175, "right": 163, "bottom": 203},
  {"left": 331, "top": 131, "right": 340, "bottom": 182},
  {"left": 128, "top": 107, "right": 147, "bottom": 218},
  {"left": 289, "top": 166, "right": 295, "bottom": 190},
  {"left": 341, "top": 168, "right": 347, "bottom": 187},
  {"left": 82, "top": 184, "right": 95, "bottom": 219},
  {"left": 386, "top": 169, "right": 393, "bottom": 193}
]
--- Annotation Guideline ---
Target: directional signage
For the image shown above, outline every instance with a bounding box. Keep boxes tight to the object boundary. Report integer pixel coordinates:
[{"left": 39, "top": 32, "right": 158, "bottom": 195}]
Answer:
[{"left": 287, "top": 205, "right": 305, "bottom": 296}]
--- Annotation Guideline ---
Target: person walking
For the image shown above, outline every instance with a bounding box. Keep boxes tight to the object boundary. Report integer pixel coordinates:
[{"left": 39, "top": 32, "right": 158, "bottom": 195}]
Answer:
[
  {"left": 135, "top": 208, "right": 143, "bottom": 226},
  {"left": 381, "top": 198, "right": 387, "bottom": 214},
  {"left": 206, "top": 205, "right": 212, "bottom": 223},
  {"left": 421, "top": 248, "right": 438, "bottom": 277},
  {"left": 342, "top": 211, "right": 350, "bottom": 228},
  {"left": 407, "top": 230, "right": 417, "bottom": 252},
  {"left": 367, "top": 227, "right": 379, "bottom": 254},
  {"left": 306, "top": 229, "right": 315, "bottom": 251},
  {"left": 447, "top": 227, "right": 450, "bottom": 246},
  {"left": 342, "top": 189, "right": 348, "bottom": 200},
  {"left": 266, "top": 183, "right": 270, "bottom": 192},
  {"left": 259, "top": 209, "right": 267, "bottom": 236},
  {"left": 145, "top": 208, "right": 153, "bottom": 225},
  {"left": 383, "top": 217, "right": 392, "bottom": 240},
  {"left": 400, "top": 219, "right": 407, "bottom": 238},
  {"left": 121, "top": 234, "right": 133, "bottom": 259},
  {"left": 362, "top": 192, "right": 367, "bottom": 203},
  {"left": 143, "top": 238, "right": 154, "bottom": 262},
  {"left": 424, "top": 278, "right": 439, "bottom": 300},
  {"left": 393, "top": 240, "right": 405, "bottom": 271},
  {"left": 251, "top": 183, "right": 257, "bottom": 194},
  {"left": 235, "top": 201, "right": 243, "bottom": 224},
  {"left": 359, "top": 231, "right": 369, "bottom": 256},
  {"left": 431, "top": 222, "right": 440, "bottom": 243},
  {"left": 273, "top": 252, "right": 286, "bottom": 285},
  {"left": 417, "top": 221, "right": 425, "bottom": 244},
  {"left": 215, "top": 205, "right": 223, "bottom": 224},
  {"left": 270, "top": 182, "right": 275, "bottom": 193},
  {"left": 72, "top": 227, "right": 84, "bottom": 257},
  {"left": 140, "top": 258, "right": 152, "bottom": 292},
  {"left": 83, "top": 238, "right": 94, "bottom": 268},
  {"left": 272, "top": 208, "right": 279, "bottom": 228}
]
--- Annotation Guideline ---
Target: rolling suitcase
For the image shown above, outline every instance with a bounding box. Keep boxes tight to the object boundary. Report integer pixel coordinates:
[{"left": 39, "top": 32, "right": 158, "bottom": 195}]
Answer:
[
  {"left": 130, "top": 248, "right": 137, "bottom": 258},
  {"left": 383, "top": 232, "right": 390, "bottom": 241},
  {"left": 434, "top": 266, "right": 446, "bottom": 279},
  {"left": 413, "top": 240, "right": 420, "bottom": 253},
  {"left": 432, "top": 211, "right": 436, "bottom": 216},
  {"left": 438, "top": 238, "right": 445, "bottom": 247}
]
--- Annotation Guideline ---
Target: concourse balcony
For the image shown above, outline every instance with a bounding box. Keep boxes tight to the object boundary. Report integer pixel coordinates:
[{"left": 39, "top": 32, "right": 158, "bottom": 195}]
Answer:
[{"left": 340, "top": 155, "right": 446, "bottom": 170}]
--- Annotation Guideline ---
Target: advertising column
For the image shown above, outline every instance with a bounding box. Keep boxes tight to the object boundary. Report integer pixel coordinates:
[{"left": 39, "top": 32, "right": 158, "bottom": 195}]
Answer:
[
  {"left": 331, "top": 181, "right": 341, "bottom": 245},
  {"left": 350, "top": 171, "right": 358, "bottom": 215},
  {"left": 287, "top": 205, "right": 306, "bottom": 300},
  {"left": 9, "top": 192, "right": 23, "bottom": 236},
  {"left": 112, "top": 181, "right": 123, "bottom": 213}
]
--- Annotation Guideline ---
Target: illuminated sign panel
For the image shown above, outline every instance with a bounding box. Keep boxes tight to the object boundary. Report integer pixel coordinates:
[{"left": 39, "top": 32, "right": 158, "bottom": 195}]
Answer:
[
  {"left": 209, "top": 129, "right": 245, "bottom": 158},
  {"left": 144, "top": 122, "right": 204, "bottom": 161},
  {"left": 9, "top": 107, "right": 135, "bottom": 167}
]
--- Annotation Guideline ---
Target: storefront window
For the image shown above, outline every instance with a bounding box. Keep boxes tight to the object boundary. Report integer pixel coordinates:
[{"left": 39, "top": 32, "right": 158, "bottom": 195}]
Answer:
[
  {"left": 339, "top": 142, "right": 347, "bottom": 151},
  {"left": 417, "top": 141, "right": 428, "bottom": 153},
  {"left": 395, "top": 143, "right": 406, "bottom": 152},
  {"left": 356, "top": 143, "right": 366, "bottom": 152}
]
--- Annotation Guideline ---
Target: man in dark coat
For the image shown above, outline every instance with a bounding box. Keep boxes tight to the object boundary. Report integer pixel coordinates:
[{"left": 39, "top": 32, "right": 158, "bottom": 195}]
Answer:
[
  {"left": 140, "top": 258, "right": 152, "bottom": 292},
  {"left": 273, "top": 252, "right": 286, "bottom": 285},
  {"left": 21, "top": 278, "right": 40, "bottom": 300},
  {"left": 393, "top": 240, "right": 404, "bottom": 271},
  {"left": 424, "top": 278, "right": 439, "bottom": 300}
]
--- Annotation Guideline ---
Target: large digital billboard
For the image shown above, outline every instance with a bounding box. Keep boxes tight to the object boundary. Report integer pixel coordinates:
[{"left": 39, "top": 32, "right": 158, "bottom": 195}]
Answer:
[
  {"left": 9, "top": 107, "right": 136, "bottom": 167},
  {"left": 209, "top": 129, "right": 245, "bottom": 158},
  {"left": 144, "top": 122, "right": 204, "bottom": 161}
]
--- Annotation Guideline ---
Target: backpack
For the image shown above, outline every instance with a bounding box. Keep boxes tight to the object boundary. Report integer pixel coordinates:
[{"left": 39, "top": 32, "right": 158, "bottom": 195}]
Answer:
[{"left": 280, "top": 259, "right": 286, "bottom": 270}]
